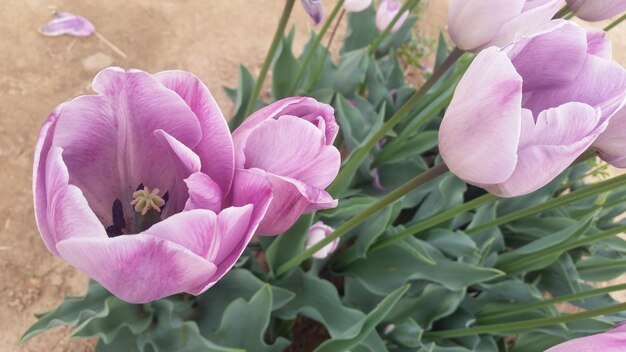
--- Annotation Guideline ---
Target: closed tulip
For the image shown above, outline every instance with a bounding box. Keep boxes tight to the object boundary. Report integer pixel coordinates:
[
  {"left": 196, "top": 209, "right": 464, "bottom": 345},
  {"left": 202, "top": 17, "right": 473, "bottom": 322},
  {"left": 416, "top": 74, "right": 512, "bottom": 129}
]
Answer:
[
  {"left": 233, "top": 97, "right": 341, "bottom": 235},
  {"left": 567, "top": 0, "right": 626, "bottom": 21},
  {"left": 33, "top": 68, "right": 272, "bottom": 303},
  {"left": 344, "top": 0, "right": 372, "bottom": 13},
  {"left": 546, "top": 323, "right": 626, "bottom": 351},
  {"left": 448, "top": 0, "right": 563, "bottom": 52},
  {"left": 300, "top": 0, "right": 324, "bottom": 25},
  {"left": 306, "top": 222, "right": 339, "bottom": 259},
  {"left": 439, "top": 21, "right": 626, "bottom": 197},
  {"left": 376, "top": 0, "right": 409, "bottom": 33}
]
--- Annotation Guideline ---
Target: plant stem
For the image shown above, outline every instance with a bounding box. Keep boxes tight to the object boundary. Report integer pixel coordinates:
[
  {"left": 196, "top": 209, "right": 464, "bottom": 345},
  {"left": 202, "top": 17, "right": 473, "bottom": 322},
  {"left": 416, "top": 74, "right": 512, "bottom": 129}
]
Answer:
[
  {"left": 369, "top": 0, "right": 421, "bottom": 55},
  {"left": 479, "top": 283, "right": 626, "bottom": 322},
  {"left": 307, "top": 8, "right": 346, "bottom": 90},
  {"left": 242, "top": 0, "right": 296, "bottom": 121},
  {"left": 605, "top": 13, "right": 626, "bottom": 31},
  {"left": 423, "top": 302, "right": 626, "bottom": 339},
  {"left": 466, "top": 167, "right": 626, "bottom": 235},
  {"left": 289, "top": 0, "right": 344, "bottom": 95},
  {"left": 579, "top": 259, "right": 626, "bottom": 273},
  {"left": 371, "top": 193, "right": 496, "bottom": 251},
  {"left": 328, "top": 47, "right": 464, "bottom": 195},
  {"left": 276, "top": 163, "right": 449, "bottom": 276},
  {"left": 554, "top": 5, "right": 570, "bottom": 19}
]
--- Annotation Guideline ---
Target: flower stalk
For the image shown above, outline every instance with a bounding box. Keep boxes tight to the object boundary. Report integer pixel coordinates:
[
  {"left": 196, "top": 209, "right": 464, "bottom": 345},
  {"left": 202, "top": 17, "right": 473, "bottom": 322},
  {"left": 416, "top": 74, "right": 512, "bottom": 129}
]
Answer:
[{"left": 369, "top": 0, "right": 420, "bottom": 55}]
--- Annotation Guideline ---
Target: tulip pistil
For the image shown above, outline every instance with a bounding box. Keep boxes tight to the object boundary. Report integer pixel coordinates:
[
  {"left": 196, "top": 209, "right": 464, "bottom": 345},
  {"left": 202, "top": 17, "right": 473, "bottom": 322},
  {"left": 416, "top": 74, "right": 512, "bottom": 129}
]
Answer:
[{"left": 131, "top": 186, "right": 165, "bottom": 215}]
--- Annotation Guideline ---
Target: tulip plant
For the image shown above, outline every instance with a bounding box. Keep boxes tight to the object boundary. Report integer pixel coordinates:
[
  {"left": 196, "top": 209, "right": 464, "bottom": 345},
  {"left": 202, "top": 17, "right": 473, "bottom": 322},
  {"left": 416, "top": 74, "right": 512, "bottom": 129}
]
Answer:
[{"left": 22, "top": 0, "right": 626, "bottom": 351}]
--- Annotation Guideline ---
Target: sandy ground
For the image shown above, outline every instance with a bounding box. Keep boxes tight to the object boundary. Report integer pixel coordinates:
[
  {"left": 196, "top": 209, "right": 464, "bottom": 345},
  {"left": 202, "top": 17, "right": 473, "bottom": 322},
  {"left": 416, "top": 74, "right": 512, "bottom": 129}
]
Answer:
[{"left": 1, "top": 1, "right": 625, "bottom": 351}]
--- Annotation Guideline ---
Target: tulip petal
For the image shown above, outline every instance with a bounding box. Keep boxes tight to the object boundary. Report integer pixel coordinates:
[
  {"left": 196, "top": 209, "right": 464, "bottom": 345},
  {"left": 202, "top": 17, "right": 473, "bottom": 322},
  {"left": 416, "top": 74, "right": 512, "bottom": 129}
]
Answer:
[
  {"left": 586, "top": 29, "right": 612, "bottom": 59},
  {"left": 155, "top": 71, "right": 235, "bottom": 194},
  {"left": 546, "top": 322, "right": 626, "bottom": 351},
  {"left": 52, "top": 68, "right": 202, "bottom": 223},
  {"left": 56, "top": 235, "right": 217, "bottom": 303},
  {"left": 184, "top": 172, "right": 222, "bottom": 213},
  {"left": 487, "top": 103, "right": 604, "bottom": 197},
  {"left": 594, "top": 107, "right": 626, "bottom": 167},
  {"left": 507, "top": 20, "right": 587, "bottom": 93},
  {"left": 448, "top": 0, "right": 525, "bottom": 51},
  {"left": 491, "top": 0, "right": 562, "bottom": 48},
  {"left": 567, "top": 0, "right": 626, "bottom": 21},
  {"left": 439, "top": 47, "right": 522, "bottom": 185},
  {"left": 39, "top": 11, "right": 95, "bottom": 37},
  {"left": 524, "top": 54, "right": 626, "bottom": 121},
  {"left": 242, "top": 115, "right": 340, "bottom": 190},
  {"left": 344, "top": 0, "right": 372, "bottom": 12}
]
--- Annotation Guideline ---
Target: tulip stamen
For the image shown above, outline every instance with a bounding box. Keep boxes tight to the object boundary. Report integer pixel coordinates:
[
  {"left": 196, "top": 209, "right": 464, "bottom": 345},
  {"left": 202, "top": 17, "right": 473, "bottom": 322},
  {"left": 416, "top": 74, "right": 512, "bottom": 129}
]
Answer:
[{"left": 131, "top": 186, "right": 166, "bottom": 215}]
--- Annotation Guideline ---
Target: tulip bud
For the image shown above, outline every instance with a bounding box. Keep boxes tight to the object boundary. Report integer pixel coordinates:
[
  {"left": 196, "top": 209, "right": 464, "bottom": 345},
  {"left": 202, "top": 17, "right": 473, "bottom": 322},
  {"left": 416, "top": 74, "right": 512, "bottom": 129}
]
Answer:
[
  {"left": 447, "top": 0, "right": 562, "bottom": 52},
  {"left": 300, "top": 0, "right": 324, "bottom": 25},
  {"left": 545, "top": 322, "right": 626, "bottom": 351},
  {"left": 344, "top": 0, "right": 373, "bottom": 13},
  {"left": 566, "top": 0, "right": 626, "bottom": 21},
  {"left": 306, "top": 222, "right": 339, "bottom": 259},
  {"left": 376, "top": 0, "right": 409, "bottom": 33}
]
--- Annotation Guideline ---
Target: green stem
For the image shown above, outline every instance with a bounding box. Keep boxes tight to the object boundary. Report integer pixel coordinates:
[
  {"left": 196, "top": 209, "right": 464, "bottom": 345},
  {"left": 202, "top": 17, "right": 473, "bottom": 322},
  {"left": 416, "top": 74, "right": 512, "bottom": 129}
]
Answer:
[
  {"left": 328, "top": 47, "right": 464, "bottom": 195},
  {"left": 242, "top": 0, "right": 296, "bottom": 120},
  {"left": 369, "top": 0, "right": 421, "bottom": 55},
  {"left": 605, "top": 13, "right": 626, "bottom": 31},
  {"left": 307, "top": 8, "right": 345, "bottom": 90},
  {"left": 423, "top": 302, "right": 626, "bottom": 339},
  {"left": 371, "top": 193, "right": 496, "bottom": 251},
  {"left": 553, "top": 5, "right": 571, "bottom": 19},
  {"left": 466, "top": 166, "right": 626, "bottom": 235},
  {"left": 479, "top": 283, "right": 626, "bottom": 322},
  {"left": 276, "top": 163, "right": 449, "bottom": 276},
  {"left": 289, "top": 0, "right": 344, "bottom": 95},
  {"left": 579, "top": 259, "right": 626, "bottom": 273}
]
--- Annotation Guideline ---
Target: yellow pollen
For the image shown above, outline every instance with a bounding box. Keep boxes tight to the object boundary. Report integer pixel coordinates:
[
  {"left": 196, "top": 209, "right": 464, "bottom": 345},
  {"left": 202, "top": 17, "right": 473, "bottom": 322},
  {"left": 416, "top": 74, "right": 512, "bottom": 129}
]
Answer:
[{"left": 130, "top": 186, "right": 166, "bottom": 215}]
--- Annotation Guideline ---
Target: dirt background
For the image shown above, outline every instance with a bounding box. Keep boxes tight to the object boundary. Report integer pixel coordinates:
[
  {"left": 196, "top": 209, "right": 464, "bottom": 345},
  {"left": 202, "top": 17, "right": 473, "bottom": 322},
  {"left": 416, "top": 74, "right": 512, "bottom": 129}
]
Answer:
[{"left": 1, "top": 1, "right": 625, "bottom": 351}]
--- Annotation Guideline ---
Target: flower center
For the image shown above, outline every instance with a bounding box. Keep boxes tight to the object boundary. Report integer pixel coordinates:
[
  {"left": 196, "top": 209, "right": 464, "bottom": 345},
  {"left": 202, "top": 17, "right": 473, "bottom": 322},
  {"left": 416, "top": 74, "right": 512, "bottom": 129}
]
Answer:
[{"left": 131, "top": 186, "right": 166, "bottom": 215}]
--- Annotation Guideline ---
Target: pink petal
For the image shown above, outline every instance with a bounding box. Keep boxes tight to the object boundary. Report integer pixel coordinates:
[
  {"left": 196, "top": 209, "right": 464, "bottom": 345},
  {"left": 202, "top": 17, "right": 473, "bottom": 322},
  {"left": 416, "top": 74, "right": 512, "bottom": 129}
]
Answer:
[
  {"left": 491, "top": 0, "right": 563, "bottom": 48},
  {"left": 39, "top": 11, "right": 95, "bottom": 37},
  {"left": 184, "top": 172, "right": 222, "bottom": 213},
  {"left": 375, "top": 0, "right": 409, "bottom": 33},
  {"left": 56, "top": 235, "right": 217, "bottom": 303},
  {"left": 51, "top": 68, "right": 201, "bottom": 224},
  {"left": 546, "top": 322, "right": 626, "bottom": 351},
  {"left": 586, "top": 28, "right": 612, "bottom": 59},
  {"left": 594, "top": 106, "right": 626, "bottom": 167},
  {"left": 507, "top": 20, "right": 588, "bottom": 93},
  {"left": 566, "top": 0, "right": 626, "bottom": 21},
  {"left": 300, "top": 0, "right": 324, "bottom": 25},
  {"left": 43, "top": 147, "right": 106, "bottom": 255},
  {"left": 241, "top": 116, "right": 340, "bottom": 190},
  {"left": 155, "top": 71, "right": 235, "bottom": 194},
  {"left": 344, "top": 0, "right": 373, "bottom": 12},
  {"left": 448, "top": 0, "right": 525, "bottom": 51},
  {"left": 439, "top": 47, "right": 522, "bottom": 185},
  {"left": 487, "top": 103, "right": 605, "bottom": 197}
]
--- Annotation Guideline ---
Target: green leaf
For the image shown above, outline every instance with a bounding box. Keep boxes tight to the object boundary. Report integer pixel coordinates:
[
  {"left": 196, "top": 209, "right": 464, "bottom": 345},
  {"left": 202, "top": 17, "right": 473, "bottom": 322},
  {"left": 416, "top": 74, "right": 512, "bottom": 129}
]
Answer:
[
  {"left": 21, "top": 282, "right": 111, "bottom": 342},
  {"left": 376, "top": 16, "right": 418, "bottom": 55},
  {"left": 73, "top": 297, "right": 153, "bottom": 342},
  {"left": 314, "top": 285, "right": 409, "bottom": 352},
  {"left": 388, "top": 284, "right": 465, "bottom": 329},
  {"left": 227, "top": 65, "right": 257, "bottom": 129},
  {"left": 272, "top": 29, "right": 300, "bottom": 100},
  {"left": 263, "top": 214, "right": 314, "bottom": 275},
  {"left": 208, "top": 286, "right": 289, "bottom": 352},
  {"left": 343, "top": 7, "right": 378, "bottom": 53},
  {"left": 335, "top": 49, "right": 370, "bottom": 96},
  {"left": 376, "top": 131, "right": 438, "bottom": 165},
  {"left": 577, "top": 256, "right": 626, "bottom": 281}
]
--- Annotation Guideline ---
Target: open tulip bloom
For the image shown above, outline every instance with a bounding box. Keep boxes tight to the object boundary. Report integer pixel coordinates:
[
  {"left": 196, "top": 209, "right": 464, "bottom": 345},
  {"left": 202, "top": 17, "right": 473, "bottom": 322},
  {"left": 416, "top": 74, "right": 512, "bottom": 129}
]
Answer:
[{"left": 440, "top": 20, "right": 626, "bottom": 197}]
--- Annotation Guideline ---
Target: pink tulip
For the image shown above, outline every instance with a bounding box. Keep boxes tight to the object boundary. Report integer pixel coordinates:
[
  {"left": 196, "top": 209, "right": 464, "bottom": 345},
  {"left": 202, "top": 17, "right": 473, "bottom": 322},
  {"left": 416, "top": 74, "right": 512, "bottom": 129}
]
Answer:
[
  {"left": 300, "top": 0, "right": 324, "bottom": 25},
  {"left": 33, "top": 68, "right": 272, "bottom": 303},
  {"left": 439, "top": 21, "right": 626, "bottom": 197},
  {"left": 233, "top": 97, "right": 340, "bottom": 236},
  {"left": 39, "top": 11, "right": 95, "bottom": 37},
  {"left": 306, "top": 222, "right": 339, "bottom": 259},
  {"left": 376, "top": 0, "right": 409, "bottom": 33},
  {"left": 567, "top": 0, "right": 626, "bottom": 21},
  {"left": 448, "top": 0, "right": 563, "bottom": 52},
  {"left": 546, "top": 322, "right": 626, "bottom": 351},
  {"left": 344, "top": 0, "right": 373, "bottom": 13}
]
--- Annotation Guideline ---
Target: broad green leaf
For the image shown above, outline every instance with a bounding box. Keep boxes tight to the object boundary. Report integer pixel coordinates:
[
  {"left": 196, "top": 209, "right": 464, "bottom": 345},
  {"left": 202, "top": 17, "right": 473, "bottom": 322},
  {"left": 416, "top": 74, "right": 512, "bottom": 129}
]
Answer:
[
  {"left": 272, "top": 29, "right": 300, "bottom": 100},
  {"left": 263, "top": 214, "right": 314, "bottom": 275},
  {"left": 577, "top": 256, "right": 626, "bottom": 281},
  {"left": 343, "top": 7, "right": 378, "bottom": 53},
  {"left": 314, "top": 285, "right": 409, "bottom": 352},
  {"left": 388, "top": 284, "right": 465, "bottom": 329},
  {"left": 208, "top": 286, "right": 289, "bottom": 352},
  {"left": 226, "top": 65, "right": 257, "bottom": 128},
  {"left": 335, "top": 48, "right": 370, "bottom": 96}
]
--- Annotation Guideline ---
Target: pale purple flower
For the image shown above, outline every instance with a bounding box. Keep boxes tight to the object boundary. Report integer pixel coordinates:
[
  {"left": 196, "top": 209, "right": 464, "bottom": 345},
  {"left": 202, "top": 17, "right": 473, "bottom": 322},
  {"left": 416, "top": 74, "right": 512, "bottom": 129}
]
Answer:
[
  {"left": 33, "top": 67, "right": 273, "bottom": 303},
  {"left": 233, "top": 97, "right": 340, "bottom": 236},
  {"left": 306, "top": 222, "right": 338, "bottom": 259},
  {"left": 439, "top": 20, "right": 626, "bottom": 197},
  {"left": 567, "top": 0, "right": 626, "bottom": 21},
  {"left": 344, "top": 0, "right": 373, "bottom": 13},
  {"left": 376, "top": 0, "right": 409, "bottom": 33},
  {"left": 546, "top": 322, "right": 626, "bottom": 351},
  {"left": 39, "top": 11, "right": 95, "bottom": 37},
  {"left": 448, "top": 0, "right": 562, "bottom": 52},
  {"left": 300, "top": 0, "right": 324, "bottom": 25}
]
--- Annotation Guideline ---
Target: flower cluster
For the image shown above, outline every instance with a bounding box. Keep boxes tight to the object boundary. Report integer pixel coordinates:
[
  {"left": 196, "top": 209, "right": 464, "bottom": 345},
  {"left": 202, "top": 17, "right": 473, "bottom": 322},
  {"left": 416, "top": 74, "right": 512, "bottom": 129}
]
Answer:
[{"left": 33, "top": 68, "right": 340, "bottom": 303}]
